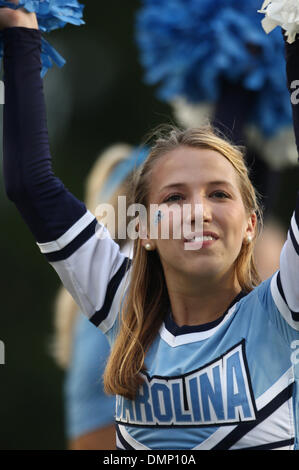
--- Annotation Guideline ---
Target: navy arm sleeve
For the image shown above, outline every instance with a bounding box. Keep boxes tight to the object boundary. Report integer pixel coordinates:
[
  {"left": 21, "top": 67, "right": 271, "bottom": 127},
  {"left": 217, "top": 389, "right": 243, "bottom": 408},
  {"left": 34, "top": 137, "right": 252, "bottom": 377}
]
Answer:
[
  {"left": 2, "top": 27, "right": 88, "bottom": 243},
  {"left": 2, "top": 27, "right": 130, "bottom": 333}
]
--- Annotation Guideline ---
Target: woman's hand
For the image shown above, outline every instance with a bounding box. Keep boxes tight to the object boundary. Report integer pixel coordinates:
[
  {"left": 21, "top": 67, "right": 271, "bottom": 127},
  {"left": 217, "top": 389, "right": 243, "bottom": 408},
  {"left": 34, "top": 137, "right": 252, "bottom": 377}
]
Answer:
[{"left": 0, "top": 0, "right": 38, "bottom": 30}]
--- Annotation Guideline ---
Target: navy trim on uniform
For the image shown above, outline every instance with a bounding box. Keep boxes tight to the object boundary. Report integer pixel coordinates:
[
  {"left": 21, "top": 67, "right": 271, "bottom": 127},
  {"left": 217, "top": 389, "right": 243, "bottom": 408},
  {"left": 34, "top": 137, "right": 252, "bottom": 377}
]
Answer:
[
  {"left": 211, "top": 382, "right": 294, "bottom": 450},
  {"left": 89, "top": 257, "right": 132, "bottom": 327},
  {"left": 116, "top": 424, "right": 135, "bottom": 450},
  {"left": 289, "top": 224, "right": 299, "bottom": 256},
  {"left": 277, "top": 271, "right": 299, "bottom": 322},
  {"left": 295, "top": 193, "right": 299, "bottom": 227},
  {"left": 237, "top": 438, "right": 294, "bottom": 450},
  {"left": 277, "top": 271, "right": 287, "bottom": 304},
  {"left": 45, "top": 219, "right": 98, "bottom": 262},
  {"left": 164, "top": 291, "right": 247, "bottom": 336}
]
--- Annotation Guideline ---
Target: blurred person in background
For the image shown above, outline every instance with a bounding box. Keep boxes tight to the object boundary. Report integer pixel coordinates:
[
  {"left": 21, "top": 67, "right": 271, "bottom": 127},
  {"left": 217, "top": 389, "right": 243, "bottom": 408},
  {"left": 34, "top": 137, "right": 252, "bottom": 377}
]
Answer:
[{"left": 52, "top": 144, "right": 147, "bottom": 449}]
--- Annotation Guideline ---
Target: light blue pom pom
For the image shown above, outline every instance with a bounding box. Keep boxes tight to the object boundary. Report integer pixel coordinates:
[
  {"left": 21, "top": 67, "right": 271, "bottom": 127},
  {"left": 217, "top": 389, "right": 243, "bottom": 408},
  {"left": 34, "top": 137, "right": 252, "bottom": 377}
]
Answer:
[
  {"left": 135, "top": 0, "right": 292, "bottom": 137},
  {"left": 0, "top": 0, "right": 85, "bottom": 75}
]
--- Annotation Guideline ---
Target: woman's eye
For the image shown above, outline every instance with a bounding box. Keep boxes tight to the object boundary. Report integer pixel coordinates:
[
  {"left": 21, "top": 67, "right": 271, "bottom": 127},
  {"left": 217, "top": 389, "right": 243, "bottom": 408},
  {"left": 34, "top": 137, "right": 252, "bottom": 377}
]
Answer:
[
  {"left": 164, "top": 194, "right": 184, "bottom": 203},
  {"left": 210, "top": 191, "right": 230, "bottom": 199}
]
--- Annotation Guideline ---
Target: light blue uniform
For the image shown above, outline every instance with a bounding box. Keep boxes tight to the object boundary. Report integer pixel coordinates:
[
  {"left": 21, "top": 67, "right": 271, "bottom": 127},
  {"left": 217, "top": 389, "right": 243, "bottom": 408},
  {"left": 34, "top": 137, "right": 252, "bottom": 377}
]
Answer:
[{"left": 113, "top": 276, "right": 299, "bottom": 449}]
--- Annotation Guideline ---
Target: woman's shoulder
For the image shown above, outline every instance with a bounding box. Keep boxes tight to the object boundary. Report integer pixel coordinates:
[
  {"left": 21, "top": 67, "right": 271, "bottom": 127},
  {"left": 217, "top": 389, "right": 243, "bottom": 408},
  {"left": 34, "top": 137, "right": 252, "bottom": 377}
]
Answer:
[{"left": 239, "top": 275, "right": 274, "bottom": 307}]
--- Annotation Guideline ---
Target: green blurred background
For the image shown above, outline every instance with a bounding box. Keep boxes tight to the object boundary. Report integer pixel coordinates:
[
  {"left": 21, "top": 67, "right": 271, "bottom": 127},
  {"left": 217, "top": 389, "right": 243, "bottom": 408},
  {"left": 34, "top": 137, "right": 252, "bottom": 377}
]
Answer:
[{"left": 0, "top": 0, "right": 298, "bottom": 450}]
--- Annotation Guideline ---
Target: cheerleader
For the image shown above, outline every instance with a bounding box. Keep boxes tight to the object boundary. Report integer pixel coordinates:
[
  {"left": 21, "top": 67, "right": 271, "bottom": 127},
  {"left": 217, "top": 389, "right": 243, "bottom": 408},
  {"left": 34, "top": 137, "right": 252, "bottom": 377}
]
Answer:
[{"left": 1, "top": 3, "right": 299, "bottom": 450}]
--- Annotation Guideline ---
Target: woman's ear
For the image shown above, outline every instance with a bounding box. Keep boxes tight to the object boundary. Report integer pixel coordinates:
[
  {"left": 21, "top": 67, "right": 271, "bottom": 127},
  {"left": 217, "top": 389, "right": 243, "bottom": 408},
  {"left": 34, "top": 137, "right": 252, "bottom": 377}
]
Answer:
[{"left": 245, "top": 213, "right": 257, "bottom": 243}]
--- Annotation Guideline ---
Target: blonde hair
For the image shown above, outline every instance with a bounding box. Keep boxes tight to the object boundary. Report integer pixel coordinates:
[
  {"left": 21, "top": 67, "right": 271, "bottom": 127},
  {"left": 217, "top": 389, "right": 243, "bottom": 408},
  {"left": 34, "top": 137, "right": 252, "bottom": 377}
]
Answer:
[
  {"left": 104, "top": 125, "right": 263, "bottom": 399},
  {"left": 52, "top": 143, "right": 135, "bottom": 368}
]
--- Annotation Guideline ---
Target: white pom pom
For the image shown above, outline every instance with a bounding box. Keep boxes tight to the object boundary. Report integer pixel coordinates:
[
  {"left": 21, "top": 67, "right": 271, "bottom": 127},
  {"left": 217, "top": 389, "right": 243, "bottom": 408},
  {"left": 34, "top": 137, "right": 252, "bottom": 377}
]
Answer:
[
  {"left": 258, "top": 0, "right": 299, "bottom": 43},
  {"left": 171, "top": 98, "right": 213, "bottom": 129}
]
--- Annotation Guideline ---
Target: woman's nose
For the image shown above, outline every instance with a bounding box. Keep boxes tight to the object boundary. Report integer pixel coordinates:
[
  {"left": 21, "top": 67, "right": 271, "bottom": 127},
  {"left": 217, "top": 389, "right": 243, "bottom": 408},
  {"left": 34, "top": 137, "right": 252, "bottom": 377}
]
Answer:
[
  {"left": 189, "top": 196, "right": 212, "bottom": 224},
  {"left": 202, "top": 201, "right": 213, "bottom": 223}
]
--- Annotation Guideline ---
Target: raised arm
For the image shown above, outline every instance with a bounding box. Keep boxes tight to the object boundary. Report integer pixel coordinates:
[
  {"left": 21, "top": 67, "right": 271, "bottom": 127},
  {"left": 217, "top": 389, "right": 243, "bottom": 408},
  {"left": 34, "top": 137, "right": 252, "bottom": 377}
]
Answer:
[
  {"left": 3, "top": 26, "right": 89, "bottom": 243},
  {"left": 1, "top": 10, "right": 130, "bottom": 335},
  {"left": 269, "top": 33, "right": 299, "bottom": 336},
  {"left": 285, "top": 36, "right": 299, "bottom": 156}
]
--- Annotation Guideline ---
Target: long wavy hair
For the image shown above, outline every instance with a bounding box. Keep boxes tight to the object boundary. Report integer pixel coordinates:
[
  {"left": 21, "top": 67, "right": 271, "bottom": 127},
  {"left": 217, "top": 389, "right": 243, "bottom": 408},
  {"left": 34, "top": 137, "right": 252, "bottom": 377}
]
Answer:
[
  {"left": 52, "top": 143, "right": 135, "bottom": 369},
  {"left": 104, "top": 125, "right": 263, "bottom": 400}
]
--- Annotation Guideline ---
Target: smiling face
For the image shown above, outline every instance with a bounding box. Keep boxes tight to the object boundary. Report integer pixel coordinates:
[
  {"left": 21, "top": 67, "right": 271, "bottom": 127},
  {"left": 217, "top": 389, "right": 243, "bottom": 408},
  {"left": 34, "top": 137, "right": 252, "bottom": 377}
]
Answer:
[{"left": 141, "top": 145, "right": 256, "bottom": 287}]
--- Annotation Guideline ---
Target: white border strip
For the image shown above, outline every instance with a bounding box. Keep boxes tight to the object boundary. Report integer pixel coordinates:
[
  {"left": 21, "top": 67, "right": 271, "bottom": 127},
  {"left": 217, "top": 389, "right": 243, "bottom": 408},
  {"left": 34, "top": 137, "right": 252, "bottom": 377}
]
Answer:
[
  {"left": 270, "top": 272, "right": 299, "bottom": 330},
  {"left": 117, "top": 424, "right": 150, "bottom": 450},
  {"left": 255, "top": 367, "right": 294, "bottom": 410},
  {"left": 291, "top": 213, "right": 299, "bottom": 243},
  {"left": 37, "top": 211, "right": 95, "bottom": 254},
  {"left": 116, "top": 434, "right": 125, "bottom": 449},
  {"left": 100, "top": 268, "right": 131, "bottom": 334}
]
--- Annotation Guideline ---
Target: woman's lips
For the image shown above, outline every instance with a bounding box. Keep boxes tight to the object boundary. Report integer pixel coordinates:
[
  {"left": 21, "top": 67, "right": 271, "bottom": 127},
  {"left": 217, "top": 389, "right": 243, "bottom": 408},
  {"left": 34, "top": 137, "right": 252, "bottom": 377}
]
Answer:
[{"left": 183, "top": 232, "right": 219, "bottom": 250}]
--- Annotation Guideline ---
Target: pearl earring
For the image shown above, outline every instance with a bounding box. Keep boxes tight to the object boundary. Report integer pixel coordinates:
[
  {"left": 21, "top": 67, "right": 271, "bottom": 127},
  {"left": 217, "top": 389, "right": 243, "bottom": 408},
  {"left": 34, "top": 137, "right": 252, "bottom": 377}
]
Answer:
[
  {"left": 247, "top": 235, "right": 252, "bottom": 243},
  {"left": 145, "top": 243, "right": 152, "bottom": 251}
]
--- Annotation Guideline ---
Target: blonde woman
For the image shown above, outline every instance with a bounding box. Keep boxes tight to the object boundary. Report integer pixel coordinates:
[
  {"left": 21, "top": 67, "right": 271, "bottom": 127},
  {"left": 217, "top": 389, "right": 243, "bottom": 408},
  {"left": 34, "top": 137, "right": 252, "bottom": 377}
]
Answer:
[
  {"left": 1, "top": 6, "right": 299, "bottom": 450},
  {"left": 53, "top": 144, "right": 143, "bottom": 449}
]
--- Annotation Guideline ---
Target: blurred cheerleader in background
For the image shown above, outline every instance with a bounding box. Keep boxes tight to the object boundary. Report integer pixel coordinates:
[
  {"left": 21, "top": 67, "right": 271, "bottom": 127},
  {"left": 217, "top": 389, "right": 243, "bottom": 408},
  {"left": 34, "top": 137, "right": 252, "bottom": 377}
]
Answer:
[
  {"left": 135, "top": 0, "right": 297, "bottom": 280},
  {"left": 52, "top": 144, "right": 148, "bottom": 449},
  {"left": 0, "top": 0, "right": 149, "bottom": 450}
]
